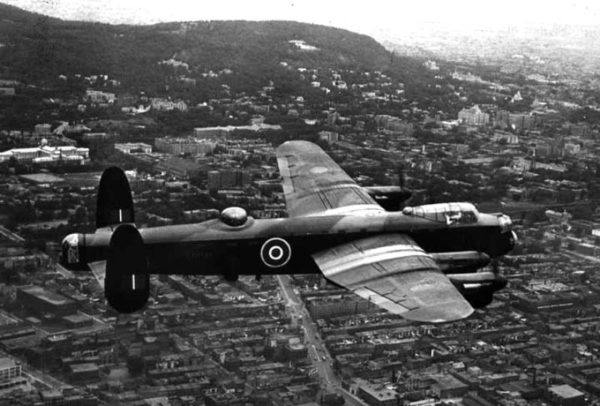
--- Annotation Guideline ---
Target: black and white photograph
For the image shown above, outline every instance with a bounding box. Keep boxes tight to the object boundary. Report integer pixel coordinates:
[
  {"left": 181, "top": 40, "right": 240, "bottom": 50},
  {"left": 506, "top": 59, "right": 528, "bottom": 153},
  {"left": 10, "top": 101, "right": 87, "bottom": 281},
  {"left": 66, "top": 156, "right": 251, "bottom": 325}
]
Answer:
[{"left": 0, "top": 0, "right": 599, "bottom": 404}]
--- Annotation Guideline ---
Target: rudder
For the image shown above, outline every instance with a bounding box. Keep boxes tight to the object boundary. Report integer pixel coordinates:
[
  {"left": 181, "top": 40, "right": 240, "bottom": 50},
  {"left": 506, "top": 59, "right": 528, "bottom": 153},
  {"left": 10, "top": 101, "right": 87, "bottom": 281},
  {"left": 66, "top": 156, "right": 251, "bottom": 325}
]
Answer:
[{"left": 96, "top": 167, "right": 134, "bottom": 228}]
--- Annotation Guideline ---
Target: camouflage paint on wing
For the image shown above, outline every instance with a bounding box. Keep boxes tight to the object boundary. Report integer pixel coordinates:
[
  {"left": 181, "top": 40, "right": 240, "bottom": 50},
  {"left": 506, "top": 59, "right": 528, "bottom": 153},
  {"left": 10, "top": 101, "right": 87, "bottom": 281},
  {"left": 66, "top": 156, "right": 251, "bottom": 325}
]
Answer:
[
  {"left": 276, "top": 141, "right": 383, "bottom": 217},
  {"left": 312, "top": 234, "right": 474, "bottom": 323}
]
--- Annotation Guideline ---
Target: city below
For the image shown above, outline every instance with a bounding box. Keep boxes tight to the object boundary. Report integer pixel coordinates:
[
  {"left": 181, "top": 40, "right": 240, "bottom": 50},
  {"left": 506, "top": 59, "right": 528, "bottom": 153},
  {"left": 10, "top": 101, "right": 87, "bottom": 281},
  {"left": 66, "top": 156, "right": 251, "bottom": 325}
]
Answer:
[{"left": 1, "top": 4, "right": 600, "bottom": 406}]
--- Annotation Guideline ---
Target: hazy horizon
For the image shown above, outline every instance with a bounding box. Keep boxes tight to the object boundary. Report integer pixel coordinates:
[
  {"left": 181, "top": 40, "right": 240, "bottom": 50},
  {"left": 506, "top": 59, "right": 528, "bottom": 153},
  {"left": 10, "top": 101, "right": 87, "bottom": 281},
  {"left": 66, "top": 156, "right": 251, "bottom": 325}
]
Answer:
[{"left": 3, "top": 0, "right": 600, "bottom": 40}]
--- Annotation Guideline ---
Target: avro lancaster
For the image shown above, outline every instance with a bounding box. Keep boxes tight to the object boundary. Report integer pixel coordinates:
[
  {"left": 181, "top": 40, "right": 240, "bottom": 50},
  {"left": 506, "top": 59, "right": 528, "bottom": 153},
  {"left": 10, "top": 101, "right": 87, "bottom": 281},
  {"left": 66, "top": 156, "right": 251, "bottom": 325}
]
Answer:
[{"left": 60, "top": 141, "right": 516, "bottom": 323}]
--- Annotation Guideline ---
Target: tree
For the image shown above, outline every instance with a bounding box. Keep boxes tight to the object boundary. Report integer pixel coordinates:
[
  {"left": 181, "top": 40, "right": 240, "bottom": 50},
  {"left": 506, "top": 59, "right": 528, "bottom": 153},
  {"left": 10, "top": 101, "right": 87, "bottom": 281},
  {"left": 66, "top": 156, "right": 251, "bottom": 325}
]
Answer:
[
  {"left": 570, "top": 204, "right": 593, "bottom": 220},
  {"left": 72, "top": 206, "right": 87, "bottom": 224},
  {"left": 11, "top": 201, "right": 36, "bottom": 225},
  {"left": 469, "top": 139, "right": 482, "bottom": 152},
  {"left": 126, "top": 355, "right": 144, "bottom": 376}
]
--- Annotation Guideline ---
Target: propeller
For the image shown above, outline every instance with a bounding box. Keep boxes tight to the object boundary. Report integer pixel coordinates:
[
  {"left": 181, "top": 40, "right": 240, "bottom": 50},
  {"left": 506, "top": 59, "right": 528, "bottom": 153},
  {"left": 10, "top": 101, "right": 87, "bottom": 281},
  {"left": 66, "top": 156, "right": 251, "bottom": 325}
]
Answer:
[
  {"left": 397, "top": 163, "right": 413, "bottom": 210},
  {"left": 490, "top": 258, "right": 508, "bottom": 290},
  {"left": 491, "top": 258, "right": 499, "bottom": 275},
  {"left": 398, "top": 163, "right": 405, "bottom": 190}
]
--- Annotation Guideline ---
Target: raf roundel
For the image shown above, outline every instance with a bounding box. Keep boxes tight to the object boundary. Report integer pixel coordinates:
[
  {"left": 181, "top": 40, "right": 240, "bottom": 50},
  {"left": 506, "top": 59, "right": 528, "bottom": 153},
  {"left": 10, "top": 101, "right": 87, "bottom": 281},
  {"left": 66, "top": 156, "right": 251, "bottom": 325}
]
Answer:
[{"left": 260, "top": 237, "right": 292, "bottom": 268}]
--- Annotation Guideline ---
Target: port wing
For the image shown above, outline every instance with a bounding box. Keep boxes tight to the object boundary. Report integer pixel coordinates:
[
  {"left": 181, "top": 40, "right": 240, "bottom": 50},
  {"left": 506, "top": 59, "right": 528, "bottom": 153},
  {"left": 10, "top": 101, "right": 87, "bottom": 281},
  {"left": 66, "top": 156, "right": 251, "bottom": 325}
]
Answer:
[
  {"left": 312, "top": 234, "right": 474, "bottom": 323},
  {"left": 276, "top": 141, "right": 383, "bottom": 217}
]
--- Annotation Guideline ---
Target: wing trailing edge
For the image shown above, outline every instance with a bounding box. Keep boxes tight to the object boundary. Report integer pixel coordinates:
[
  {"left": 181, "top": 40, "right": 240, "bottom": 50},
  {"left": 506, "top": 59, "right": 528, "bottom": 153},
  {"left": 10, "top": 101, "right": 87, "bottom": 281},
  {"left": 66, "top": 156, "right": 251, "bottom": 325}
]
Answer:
[{"left": 312, "top": 234, "right": 474, "bottom": 323}]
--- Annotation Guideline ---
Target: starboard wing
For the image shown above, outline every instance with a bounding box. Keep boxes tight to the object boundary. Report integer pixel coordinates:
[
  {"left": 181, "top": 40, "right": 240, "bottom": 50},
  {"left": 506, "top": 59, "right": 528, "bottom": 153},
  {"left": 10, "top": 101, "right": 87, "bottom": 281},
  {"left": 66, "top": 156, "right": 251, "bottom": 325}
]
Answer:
[
  {"left": 276, "top": 141, "right": 383, "bottom": 217},
  {"left": 312, "top": 234, "right": 474, "bottom": 323}
]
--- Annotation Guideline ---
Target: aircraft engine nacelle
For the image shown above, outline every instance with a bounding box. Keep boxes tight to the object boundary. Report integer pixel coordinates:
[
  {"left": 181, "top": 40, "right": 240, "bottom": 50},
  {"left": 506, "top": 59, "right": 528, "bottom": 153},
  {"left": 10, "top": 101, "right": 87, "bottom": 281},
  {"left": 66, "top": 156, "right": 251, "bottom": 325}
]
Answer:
[
  {"left": 431, "top": 251, "right": 490, "bottom": 274},
  {"left": 448, "top": 272, "right": 507, "bottom": 309},
  {"left": 364, "top": 186, "right": 412, "bottom": 211},
  {"left": 105, "top": 224, "right": 150, "bottom": 313}
]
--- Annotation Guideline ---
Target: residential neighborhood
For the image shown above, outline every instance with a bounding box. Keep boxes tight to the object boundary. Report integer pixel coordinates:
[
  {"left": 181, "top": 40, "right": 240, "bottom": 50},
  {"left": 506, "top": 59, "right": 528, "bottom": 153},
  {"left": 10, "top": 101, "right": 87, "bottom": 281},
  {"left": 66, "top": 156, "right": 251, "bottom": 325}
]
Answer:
[{"left": 1, "top": 4, "right": 600, "bottom": 405}]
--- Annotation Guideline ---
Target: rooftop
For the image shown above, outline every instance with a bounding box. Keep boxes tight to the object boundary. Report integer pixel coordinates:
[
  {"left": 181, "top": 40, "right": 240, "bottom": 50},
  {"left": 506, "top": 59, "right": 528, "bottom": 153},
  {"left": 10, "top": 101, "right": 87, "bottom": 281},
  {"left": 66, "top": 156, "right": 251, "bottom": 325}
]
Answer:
[
  {"left": 433, "top": 374, "right": 469, "bottom": 391},
  {"left": 358, "top": 380, "right": 397, "bottom": 401},
  {"left": 19, "top": 173, "right": 65, "bottom": 184},
  {"left": 20, "top": 285, "right": 75, "bottom": 306},
  {"left": 549, "top": 384, "right": 584, "bottom": 399},
  {"left": 70, "top": 363, "right": 99, "bottom": 373},
  {"left": 63, "top": 314, "right": 90, "bottom": 323},
  {"left": 0, "top": 357, "right": 17, "bottom": 370}
]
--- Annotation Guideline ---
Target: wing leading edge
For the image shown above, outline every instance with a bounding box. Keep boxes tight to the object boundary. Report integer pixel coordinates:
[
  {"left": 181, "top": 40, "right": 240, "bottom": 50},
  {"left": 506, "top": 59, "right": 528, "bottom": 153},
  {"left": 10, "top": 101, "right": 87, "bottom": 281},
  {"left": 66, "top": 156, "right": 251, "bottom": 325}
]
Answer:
[
  {"left": 312, "top": 234, "right": 474, "bottom": 323},
  {"left": 276, "top": 141, "right": 383, "bottom": 217}
]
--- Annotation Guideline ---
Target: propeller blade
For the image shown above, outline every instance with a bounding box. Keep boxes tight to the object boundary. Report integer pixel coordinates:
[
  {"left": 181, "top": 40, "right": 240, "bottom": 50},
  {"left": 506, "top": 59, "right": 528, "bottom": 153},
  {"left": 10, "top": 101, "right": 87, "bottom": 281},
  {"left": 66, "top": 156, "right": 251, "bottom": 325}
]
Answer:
[{"left": 398, "top": 163, "right": 405, "bottom": 190}]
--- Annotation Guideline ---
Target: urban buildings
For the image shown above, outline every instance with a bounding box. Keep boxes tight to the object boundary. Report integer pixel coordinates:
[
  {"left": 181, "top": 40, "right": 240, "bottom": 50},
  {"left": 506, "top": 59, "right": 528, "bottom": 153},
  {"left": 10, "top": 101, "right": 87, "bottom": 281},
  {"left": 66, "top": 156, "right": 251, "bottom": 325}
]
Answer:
[
  {"left": 114, "top": 143, "right": 153, "bottom": 154},
  {"left": 458, "top": 105, "right": 490, "bottom": 126},
  {"left": 154, "top": 137, "right": 216, "bottom": 155},
  {"left": 2, "top": 10, "right": 600, "bottom": 405},
  {"left": 0, "top": 145, "right": 90, "bottom": 165},
  {"left": 193, "top": 123, "right": 282, "bottom": 138}
]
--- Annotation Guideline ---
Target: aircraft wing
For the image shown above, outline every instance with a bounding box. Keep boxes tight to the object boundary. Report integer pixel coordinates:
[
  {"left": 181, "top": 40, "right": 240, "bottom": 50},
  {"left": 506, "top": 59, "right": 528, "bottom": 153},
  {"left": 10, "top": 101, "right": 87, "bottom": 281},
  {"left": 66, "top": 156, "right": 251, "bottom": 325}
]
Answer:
[
  {"left": 312, "top": 234, "right": 474, "bottom": 323},
  {"left": 276, "top": 141, "right": 383, "bottom": 217}
]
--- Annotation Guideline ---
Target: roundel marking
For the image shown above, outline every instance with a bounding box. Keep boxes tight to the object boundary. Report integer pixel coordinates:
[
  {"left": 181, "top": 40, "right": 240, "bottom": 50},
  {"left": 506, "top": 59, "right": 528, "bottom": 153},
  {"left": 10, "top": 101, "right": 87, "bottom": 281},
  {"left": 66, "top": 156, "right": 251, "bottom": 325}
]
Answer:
[
  {"left": 268, "top": 246, "right": 284, "bottom": 261},
  {"left": 260, "top": 237, "right": 292, "bottom": 268}
]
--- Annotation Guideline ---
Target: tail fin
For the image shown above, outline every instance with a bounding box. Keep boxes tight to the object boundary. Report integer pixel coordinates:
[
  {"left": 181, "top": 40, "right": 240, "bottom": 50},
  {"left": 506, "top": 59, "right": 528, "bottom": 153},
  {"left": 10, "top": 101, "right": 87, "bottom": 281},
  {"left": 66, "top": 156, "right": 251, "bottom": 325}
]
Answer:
[
  {"left": 96, "top": 167, "right": 134, "bottom": 228},
  {"left": 105, "top": 223, "right": 149, "bottom": 313}
]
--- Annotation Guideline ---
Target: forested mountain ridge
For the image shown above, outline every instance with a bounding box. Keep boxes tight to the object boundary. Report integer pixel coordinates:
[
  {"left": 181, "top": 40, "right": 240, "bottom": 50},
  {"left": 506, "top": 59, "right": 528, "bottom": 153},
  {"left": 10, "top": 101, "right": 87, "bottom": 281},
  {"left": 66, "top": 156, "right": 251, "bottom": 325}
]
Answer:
[{"left": 0, "top": 3, "right": 401, "bottom": 89}]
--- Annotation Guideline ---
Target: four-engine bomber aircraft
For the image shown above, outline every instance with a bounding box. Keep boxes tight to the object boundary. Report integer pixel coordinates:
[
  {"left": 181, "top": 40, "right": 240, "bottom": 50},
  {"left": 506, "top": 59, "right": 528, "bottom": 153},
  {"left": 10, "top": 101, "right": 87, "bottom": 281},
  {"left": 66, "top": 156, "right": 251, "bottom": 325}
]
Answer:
[{"left": 60, "top": 141, "right": 516, "bottom": 323}]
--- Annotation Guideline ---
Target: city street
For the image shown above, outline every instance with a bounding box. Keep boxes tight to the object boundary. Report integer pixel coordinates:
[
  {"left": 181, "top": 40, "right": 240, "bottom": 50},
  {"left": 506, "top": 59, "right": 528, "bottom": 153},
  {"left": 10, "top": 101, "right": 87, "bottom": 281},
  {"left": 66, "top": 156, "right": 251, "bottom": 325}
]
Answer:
[
  {"left": 565, "top": 250, "right": 600, "bottom": 264},
  {"left": 0, "top": 225, "right": 25, "bottom": 244},
  {"left": 277, "top": 275, "right": 368, "bottom": 406}
]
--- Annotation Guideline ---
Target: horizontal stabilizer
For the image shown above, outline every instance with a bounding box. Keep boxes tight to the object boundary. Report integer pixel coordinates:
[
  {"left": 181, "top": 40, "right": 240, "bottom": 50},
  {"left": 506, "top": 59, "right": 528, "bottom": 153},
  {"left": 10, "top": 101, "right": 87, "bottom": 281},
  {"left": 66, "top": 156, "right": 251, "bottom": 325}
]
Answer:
[{"left": 88, "top": 261, "right": 106, "bottom": 289}]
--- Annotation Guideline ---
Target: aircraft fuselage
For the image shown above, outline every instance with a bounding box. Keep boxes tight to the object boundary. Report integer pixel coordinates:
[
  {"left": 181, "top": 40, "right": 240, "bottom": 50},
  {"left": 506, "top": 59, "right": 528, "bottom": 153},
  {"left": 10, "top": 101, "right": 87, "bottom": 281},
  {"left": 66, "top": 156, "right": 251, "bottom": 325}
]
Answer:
[{"left": 63, "top": 210, "right": 515, "bottom": 277}]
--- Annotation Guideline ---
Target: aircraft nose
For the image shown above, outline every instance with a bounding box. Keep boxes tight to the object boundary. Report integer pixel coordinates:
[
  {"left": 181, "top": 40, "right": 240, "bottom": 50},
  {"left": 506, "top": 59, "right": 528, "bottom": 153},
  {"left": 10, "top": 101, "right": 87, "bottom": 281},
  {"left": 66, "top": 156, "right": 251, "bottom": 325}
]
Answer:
[
  {"left": 498, "top": 229, "right": 517, "bottom": 257},
  {"left": 509, "top": 230, "right": 518, "bottom": 249},
  {"left": 489, "top": 216, "right": 517, "bottom": 257},
  {"left": 498, "top": 214, "right": 513, "bottom": 233}
]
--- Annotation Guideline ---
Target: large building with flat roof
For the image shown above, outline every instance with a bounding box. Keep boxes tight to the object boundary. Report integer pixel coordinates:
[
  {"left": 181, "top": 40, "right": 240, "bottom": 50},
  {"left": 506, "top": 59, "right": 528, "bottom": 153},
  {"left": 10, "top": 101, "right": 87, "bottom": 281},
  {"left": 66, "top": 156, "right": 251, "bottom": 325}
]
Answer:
[
  {"left": 19, "top": 173, "right": 64, "bottom": 184},
  {"left": 114, "top": 142, "right": 152, "bottom": 154},
  {"left": 0, "top": 357, "right": 21, "bottom": 381},
  {"left": 355, "top": 379, "right": 398, "bottom": 406},
  {"left": 155, "top": 137, "right": 215, "bottom": 155},
  {"left": 193, "top": 123, "right": 282, "bottom": 138},
  {"left": 547, "top": 384, "right": 585, "bottom": 406},
  {"left": 0, "top": 357, "right": 25, "bottom": 391},
  {"left": 17, "top": 286, "right": 78, "bottom": 316},
  {"left": 68, "top": 363, "right": 99, "bottom": 383},
  {"left": 0, "top": 145, "right": 89, "bottom": 165}
]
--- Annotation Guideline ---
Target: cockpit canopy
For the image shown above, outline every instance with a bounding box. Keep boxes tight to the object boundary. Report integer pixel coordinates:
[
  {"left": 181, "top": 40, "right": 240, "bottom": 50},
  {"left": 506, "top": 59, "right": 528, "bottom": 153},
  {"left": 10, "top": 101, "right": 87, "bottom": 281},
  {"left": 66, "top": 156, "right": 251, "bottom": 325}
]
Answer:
[{"left": 402, "top": 202, "right": 479, "bottom": 225}]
